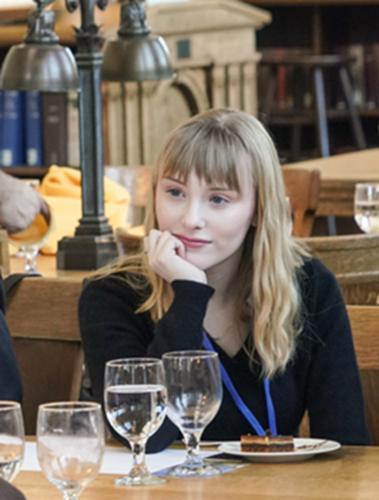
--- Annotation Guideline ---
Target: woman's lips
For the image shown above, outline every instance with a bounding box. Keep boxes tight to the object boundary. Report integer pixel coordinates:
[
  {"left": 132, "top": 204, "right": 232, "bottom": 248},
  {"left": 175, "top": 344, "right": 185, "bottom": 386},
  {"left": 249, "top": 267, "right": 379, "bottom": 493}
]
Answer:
[{"left": 174, "top": 234, "right": 211, "bottom": 249}]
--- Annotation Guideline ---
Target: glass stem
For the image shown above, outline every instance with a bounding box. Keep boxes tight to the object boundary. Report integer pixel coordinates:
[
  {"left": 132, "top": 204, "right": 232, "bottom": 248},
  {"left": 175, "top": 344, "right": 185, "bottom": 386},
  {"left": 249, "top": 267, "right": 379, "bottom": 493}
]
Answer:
[
  {"left": 130, "top": 441, "right": 149, "bottom": 475},
  {"left": 63, "top": 492, "right": 80, "bottom": 500},
  {"left": 183, "top": 431, "right": 203, "bottom": 467}
]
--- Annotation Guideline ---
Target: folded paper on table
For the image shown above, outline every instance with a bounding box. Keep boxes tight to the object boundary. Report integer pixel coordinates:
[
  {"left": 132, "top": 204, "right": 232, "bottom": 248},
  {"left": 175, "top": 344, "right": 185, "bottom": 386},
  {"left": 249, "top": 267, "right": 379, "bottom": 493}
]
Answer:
[
  {"left": 10, "top": 166, "right": 130, "bottom": 255},
  {"left": 22, "top": 442, "right": 216, "bottom": 476}
]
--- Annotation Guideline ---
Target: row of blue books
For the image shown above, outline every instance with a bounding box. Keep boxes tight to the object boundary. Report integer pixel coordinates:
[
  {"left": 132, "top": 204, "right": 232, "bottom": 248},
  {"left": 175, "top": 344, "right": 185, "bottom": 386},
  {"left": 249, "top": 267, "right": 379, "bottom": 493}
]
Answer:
[{"left": 0, "top": 90, "right": 44, "bottom": 167}]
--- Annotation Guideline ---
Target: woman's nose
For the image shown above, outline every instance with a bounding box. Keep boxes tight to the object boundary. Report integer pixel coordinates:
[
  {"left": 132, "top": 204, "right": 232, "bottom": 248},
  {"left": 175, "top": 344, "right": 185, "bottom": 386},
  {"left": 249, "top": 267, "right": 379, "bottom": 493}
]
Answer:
[{"left": 181, "top": 200, "right": 206, "bottom": 229}]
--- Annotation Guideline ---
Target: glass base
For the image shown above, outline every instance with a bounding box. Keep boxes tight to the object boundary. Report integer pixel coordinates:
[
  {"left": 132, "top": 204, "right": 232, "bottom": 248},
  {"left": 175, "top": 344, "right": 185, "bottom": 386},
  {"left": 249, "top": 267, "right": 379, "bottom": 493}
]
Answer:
[
  {"left": 114, "top": 473, "right": 166, "bottom": 487},
  {"left": 168, "top": 463, "right": 221, "bottom": 478}
]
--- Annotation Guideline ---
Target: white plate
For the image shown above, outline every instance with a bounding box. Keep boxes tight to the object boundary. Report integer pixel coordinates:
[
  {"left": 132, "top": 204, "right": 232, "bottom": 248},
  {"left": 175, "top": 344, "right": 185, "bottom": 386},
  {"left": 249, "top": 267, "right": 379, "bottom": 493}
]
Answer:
[{"left": 218, "top": 438, "right": 341, "bottom": 463}]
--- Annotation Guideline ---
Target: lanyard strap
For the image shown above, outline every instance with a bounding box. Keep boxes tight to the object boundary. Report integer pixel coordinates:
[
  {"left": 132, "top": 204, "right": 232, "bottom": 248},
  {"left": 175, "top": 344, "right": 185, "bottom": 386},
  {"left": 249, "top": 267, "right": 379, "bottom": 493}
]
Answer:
[{"left": 202, "top": 331, "right": 277, "bottom": 437}]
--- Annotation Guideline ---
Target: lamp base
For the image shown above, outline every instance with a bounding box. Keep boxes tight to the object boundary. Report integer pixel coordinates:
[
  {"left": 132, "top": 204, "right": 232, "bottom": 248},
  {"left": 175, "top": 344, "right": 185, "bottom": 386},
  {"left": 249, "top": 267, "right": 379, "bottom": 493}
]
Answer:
[{"left": 57, "top": 234, "right": 118, "bottom": 270}]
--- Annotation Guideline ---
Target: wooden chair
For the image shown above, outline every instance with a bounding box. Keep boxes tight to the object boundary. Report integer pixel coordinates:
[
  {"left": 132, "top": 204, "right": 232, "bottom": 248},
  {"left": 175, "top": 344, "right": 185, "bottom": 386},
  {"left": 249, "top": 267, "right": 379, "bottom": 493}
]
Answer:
[
  {"left": 347, "top": 305, "right": 379, "bottom": 445},
  {"left": 303, "top": 233, "right": 379, "bottom": 275},
  {"left": 337, "top": 271, "right": 379, "bottom": 306},
  {"left": 6, "top": 277, "right": 83, "bottom": 435},
  {"left": 300, "top": 304, "right": 379, "bottom": 444},
  {"left": 282, "top": 168, "right": 321, "bottom": 237}
]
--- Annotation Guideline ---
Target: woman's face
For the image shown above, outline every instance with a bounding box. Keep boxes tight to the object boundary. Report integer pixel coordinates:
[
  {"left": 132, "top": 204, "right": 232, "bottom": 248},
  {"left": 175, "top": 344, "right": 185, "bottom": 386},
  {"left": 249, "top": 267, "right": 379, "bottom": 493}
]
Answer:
[{"left": 155, "top": 168, "right": 256, "bottom": 274}]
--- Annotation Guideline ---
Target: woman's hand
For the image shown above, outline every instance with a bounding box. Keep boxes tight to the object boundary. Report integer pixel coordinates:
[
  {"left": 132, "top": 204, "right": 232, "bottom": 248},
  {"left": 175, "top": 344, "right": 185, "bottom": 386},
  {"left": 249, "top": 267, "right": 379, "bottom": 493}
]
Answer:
[{"left": 144, "top": 229, "right": 207, "bottom": 284}]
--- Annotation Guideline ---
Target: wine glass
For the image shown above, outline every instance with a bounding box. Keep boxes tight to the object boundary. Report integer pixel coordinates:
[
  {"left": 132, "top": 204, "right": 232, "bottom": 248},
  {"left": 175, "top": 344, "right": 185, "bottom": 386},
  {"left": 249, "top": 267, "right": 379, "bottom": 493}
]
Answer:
[
  {"left": 37, "top": 402, "right": 105, "bottom": 500},
  {"left": 104, "top": 358, "right": 167, "bottom": 486},
  {"left": 162, "top": 350, "right": 222, "bottom": 478},
  {"left": 8, "top": 212, "right": 51, "bottom": 274},
  {"left": 0, "top": 401, "right": 25, "bottom": 483},
  {"left": 354, "top": 183, "right": 379, "bottom": 233}
]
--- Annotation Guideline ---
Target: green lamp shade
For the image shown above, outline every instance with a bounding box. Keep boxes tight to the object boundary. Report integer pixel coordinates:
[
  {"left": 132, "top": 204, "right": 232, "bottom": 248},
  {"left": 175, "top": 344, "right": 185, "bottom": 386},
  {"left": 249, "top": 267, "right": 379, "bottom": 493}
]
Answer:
[
  {"left": 102, "top": 35, "right": 174, "bottom": 82},
  {"left": 0, "top": 43, "right": 79, "bottom": 92}
]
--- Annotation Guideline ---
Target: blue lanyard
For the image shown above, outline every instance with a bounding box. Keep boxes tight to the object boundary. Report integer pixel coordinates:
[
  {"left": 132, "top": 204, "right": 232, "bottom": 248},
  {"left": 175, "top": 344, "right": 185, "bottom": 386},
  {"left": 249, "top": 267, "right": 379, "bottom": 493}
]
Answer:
[{"left": 202, "top": 331, "right": 277, "bottom": 437}]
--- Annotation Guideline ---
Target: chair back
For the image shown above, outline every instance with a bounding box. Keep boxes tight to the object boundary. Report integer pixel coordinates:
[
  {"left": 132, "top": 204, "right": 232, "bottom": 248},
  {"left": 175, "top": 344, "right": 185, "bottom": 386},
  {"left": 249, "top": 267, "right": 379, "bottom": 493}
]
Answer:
[
  {"left": 6, "top": 277, "right": 83, "bottom": 435},
  {"left": 337, "top": 271, "right": 379, "bottom": 306},
  {"left": 299, "top": 304, "right": 379, "bottom": 444},
  {"left": 347, "top": 305, "right": 379, "bottom": 445},
  {"left": 303, "top": 233, "right": 379, "bottom": 275},
  {"left": 282, "top": 168, "right": 321, "bottom": 237}
]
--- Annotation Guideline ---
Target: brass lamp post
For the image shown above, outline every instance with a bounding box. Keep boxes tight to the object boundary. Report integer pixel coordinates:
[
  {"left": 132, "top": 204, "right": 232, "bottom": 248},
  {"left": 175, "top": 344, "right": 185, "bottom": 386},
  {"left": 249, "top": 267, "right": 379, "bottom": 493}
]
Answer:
[{"left": 0, "top": 0, "right": 174, "bottom": 270}]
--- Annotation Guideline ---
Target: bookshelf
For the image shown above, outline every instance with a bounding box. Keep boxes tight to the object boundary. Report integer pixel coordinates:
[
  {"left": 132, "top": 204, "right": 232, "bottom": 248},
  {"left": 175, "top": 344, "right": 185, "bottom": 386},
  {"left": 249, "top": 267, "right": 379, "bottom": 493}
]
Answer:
[
  {"left": 0, "top": 167, "right": 48, "bottom": 179},
  {"left": 241, "top": 0, "right": 379, "bottom": 160}
]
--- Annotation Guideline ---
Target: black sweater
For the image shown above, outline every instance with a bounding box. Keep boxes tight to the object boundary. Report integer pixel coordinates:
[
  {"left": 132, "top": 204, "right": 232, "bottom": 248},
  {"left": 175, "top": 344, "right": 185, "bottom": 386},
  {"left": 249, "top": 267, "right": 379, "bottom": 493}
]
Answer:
[{"left": 79, "top": 258, "right": 371, "bottom": 451}]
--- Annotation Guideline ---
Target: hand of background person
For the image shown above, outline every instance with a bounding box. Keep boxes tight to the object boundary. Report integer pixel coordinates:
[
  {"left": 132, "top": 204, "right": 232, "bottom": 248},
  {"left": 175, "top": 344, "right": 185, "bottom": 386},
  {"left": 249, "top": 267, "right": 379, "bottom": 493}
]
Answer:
[
  {"left": 0, "top": 171, "right": 50, "bottom": 234},
  {"left": 144, "top": 229, "right": 207, "bottom": 284}
]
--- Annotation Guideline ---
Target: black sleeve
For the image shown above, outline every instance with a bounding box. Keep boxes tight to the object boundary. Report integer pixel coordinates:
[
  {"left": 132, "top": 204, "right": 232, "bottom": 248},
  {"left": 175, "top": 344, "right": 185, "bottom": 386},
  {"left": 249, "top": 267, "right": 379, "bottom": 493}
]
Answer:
[
  {"left": 78, "top": 275, "right": 214, "bottom": 451},
  {"left": 0, "top": 275, "right": 22, "bottom": 402},
  {"left": 302, "top": 259, "right": 371, "bottom": 445}
]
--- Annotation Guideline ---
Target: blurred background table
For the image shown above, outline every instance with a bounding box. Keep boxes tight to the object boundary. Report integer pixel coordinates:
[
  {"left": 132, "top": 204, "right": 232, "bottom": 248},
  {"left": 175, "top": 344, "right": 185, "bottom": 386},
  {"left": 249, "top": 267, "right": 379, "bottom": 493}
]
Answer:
[
  {"left": 283, "top": 148, "right": 379, "bottom": 217},
  {"left": 9, "top": 254, "right": 89, "bottom": 279}
]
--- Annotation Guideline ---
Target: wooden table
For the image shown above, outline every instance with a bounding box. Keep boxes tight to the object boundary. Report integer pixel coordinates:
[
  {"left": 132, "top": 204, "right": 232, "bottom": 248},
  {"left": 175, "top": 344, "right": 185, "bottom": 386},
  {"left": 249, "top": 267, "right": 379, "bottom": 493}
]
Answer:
[
  {"left": 9, "top": 254, "right": 90, "bottom": 280},
  {"left": 283, "top": 148, "right": 379, "bottom": 217},
  {"left": 13, "top": 446, "right": 379, "bottom": 500}
]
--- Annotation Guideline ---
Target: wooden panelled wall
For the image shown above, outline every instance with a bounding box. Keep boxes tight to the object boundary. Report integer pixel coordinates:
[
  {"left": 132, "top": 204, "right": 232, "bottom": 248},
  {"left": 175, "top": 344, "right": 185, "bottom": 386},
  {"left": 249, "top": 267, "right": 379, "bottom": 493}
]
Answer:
[{"left": 102, "top": 0, "right": 271, "bottom": 166}]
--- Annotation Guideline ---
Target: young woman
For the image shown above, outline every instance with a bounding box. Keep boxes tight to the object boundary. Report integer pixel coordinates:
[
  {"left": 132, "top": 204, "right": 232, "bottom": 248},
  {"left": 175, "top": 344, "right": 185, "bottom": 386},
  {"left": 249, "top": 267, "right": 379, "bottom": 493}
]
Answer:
[{"left": 79, "top": 108, "right": 370, "bottom": 451}]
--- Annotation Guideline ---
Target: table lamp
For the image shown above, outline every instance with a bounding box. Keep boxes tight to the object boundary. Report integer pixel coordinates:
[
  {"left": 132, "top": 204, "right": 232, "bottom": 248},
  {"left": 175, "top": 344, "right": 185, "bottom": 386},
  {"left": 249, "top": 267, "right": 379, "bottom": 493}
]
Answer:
[{"left": 0, "top": 0, "right": 174, "bottom": 270}]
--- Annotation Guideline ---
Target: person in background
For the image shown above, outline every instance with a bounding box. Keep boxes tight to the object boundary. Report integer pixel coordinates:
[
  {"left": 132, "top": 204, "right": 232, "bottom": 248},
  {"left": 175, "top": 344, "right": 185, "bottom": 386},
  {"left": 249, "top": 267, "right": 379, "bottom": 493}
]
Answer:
[
  {"left": 0, "top": 170, "right": 49, "bottom": 234},
  {"left": 79, "top": 108, "right": 371, "bottom": 452},
  {"left": 0, "top": 271, "right": 22, "bottom": 402},
  {"left": 0, "top": 170, "right": 49, "bottom": 402}
]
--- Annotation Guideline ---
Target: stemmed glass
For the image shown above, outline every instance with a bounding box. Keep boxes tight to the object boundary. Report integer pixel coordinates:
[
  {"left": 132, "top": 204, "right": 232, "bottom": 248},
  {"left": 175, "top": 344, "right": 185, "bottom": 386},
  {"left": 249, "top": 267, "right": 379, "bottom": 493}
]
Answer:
[
  {"left": 0, "top": 401, "right": 25, "bottom": 483},
  {"left": 354, "top": 183, "right": 379, "bottom": 233},
  {"left": 8, "top": 213, "right": 50, "bottom": 274},
  {"left": 162, "top": 350, "right": 222, "bottom": 478},
  {"left": 104, "top": 358, "right": 167, "bottom": 486},
  {"left": 37, "top": 402, "right": 105, "bottom": 500}
]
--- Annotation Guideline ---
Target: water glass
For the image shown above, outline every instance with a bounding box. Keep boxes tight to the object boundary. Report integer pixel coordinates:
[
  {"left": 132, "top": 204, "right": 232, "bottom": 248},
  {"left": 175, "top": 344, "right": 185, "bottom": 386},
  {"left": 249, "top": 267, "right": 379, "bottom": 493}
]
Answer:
[
  {"left": 0, "top": 401, "right": 25, "bottom": 483},
  {"left": 162, "top": 350, "right": 222, "bottom": 477},
  {"left": 104, "top": 358, "right": 167, "bottom": 486},
  {"left": 37, "top": 402, "right": 104, "bottom": 500},
  {"left": 354, "top": 183, "right": 379, "bottom": 233}
]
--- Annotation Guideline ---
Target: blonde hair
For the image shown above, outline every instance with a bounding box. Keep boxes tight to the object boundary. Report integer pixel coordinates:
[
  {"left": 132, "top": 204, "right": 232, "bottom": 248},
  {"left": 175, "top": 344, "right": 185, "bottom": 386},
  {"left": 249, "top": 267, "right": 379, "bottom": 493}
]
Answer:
[{"left": 98, "top": 108, "right": 309, "bottom": 378}]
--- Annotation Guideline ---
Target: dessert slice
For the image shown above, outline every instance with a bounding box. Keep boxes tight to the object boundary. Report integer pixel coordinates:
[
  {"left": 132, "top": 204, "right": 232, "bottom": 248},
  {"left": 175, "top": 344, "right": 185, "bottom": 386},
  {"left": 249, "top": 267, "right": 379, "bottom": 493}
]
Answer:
[{"left": 241, "top": 434, "right": 294, "bottom": 452}]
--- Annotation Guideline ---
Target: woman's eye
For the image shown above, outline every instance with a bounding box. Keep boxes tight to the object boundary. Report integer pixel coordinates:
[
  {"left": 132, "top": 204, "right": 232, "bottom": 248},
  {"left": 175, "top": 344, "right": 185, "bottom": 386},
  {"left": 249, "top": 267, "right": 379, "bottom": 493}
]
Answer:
[
  {"left": 167, "top": 188, "right": 182, "bottom": 198},
  {"left": 210, "top": 195, "right": 228, "bottom": 205}
]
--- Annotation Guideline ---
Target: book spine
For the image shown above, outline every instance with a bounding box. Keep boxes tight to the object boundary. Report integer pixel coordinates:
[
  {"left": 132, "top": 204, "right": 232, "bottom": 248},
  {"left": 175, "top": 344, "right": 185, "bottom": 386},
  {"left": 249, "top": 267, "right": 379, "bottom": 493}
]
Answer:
[
  {"left": 67, "top": 91, "right": 80, "bottom": 168},
  {"left": 25, "top": 91, "right": 44, "bottom": 166},
  {"left": 347, "top": 44, "right": 366, "bottom": 107},
  {"left": 41, "top": 92, "right": 68, "bottom": 166},
  {"left": 1, "top": 90, "right": 25, "bottom": 167}
]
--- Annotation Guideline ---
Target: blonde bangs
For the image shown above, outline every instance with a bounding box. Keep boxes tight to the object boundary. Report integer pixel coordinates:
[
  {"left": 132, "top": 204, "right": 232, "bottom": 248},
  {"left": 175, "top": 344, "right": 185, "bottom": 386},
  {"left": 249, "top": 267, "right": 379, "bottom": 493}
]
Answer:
[{"left": 154, "top": 117, "right": 256, "bottom": 193}]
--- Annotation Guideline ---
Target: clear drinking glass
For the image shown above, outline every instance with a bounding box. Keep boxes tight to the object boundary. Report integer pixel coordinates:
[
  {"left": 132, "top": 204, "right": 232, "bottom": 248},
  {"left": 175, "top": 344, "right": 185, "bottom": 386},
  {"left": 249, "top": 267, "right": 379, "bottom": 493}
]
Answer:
[
  {"left": 0, "top": 401, "right": 25, "bottom": 483},
  {"left": 162, "top": 350, "right": 222, "bottom": 477},
  {"left": 104, "top": 358, "right": 167, "bottom": 486},
  {"left": 37, "top": 402, "right": 105, "bottom": 500},
  {"left": 354, "top": 183, "right": 379, "bottom": 233}
]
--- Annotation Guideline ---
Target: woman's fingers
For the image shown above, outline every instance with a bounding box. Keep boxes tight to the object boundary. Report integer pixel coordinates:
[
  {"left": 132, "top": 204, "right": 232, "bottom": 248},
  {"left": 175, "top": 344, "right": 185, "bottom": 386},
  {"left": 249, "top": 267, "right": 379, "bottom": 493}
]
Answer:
[{"left": 144, "top": 229, "right": 206, "bottom": 284}]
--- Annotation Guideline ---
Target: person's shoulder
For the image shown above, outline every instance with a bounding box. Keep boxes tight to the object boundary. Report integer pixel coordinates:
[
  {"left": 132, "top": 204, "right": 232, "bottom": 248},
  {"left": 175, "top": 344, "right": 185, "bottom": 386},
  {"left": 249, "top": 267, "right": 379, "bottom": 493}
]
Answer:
[
  {"left": 299, "top": 256, "right": 337, "bottom": 285},
  {"left": 297, "top": 256, "right": 344, "bottom": 312}
]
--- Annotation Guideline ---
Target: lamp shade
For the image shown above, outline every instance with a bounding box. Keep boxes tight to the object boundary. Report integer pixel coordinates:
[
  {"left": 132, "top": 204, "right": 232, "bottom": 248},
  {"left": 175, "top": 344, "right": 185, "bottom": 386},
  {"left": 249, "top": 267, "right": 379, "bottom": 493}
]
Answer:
[
  {"left": 102, "top": 34, "right": 174, "bottom": 82},
  {"left": 0, "top": 43, "right": 79, "bottom": 92}
]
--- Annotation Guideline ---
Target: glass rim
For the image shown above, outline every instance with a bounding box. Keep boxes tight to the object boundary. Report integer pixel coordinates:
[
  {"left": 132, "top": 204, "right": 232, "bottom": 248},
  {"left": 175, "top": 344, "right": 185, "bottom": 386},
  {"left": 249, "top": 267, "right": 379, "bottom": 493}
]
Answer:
[
  {"left": 0, "top": 401, "right": 21, "bottom": 410},
  {"left": 38, "top": 402, "right": 101, "bottom": 412},
  {"left": 105, "top": 357, "right": 163, "bottom": 367},
  {"left": 162, "top": 350, "right": 218, "bottom": 359}
]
